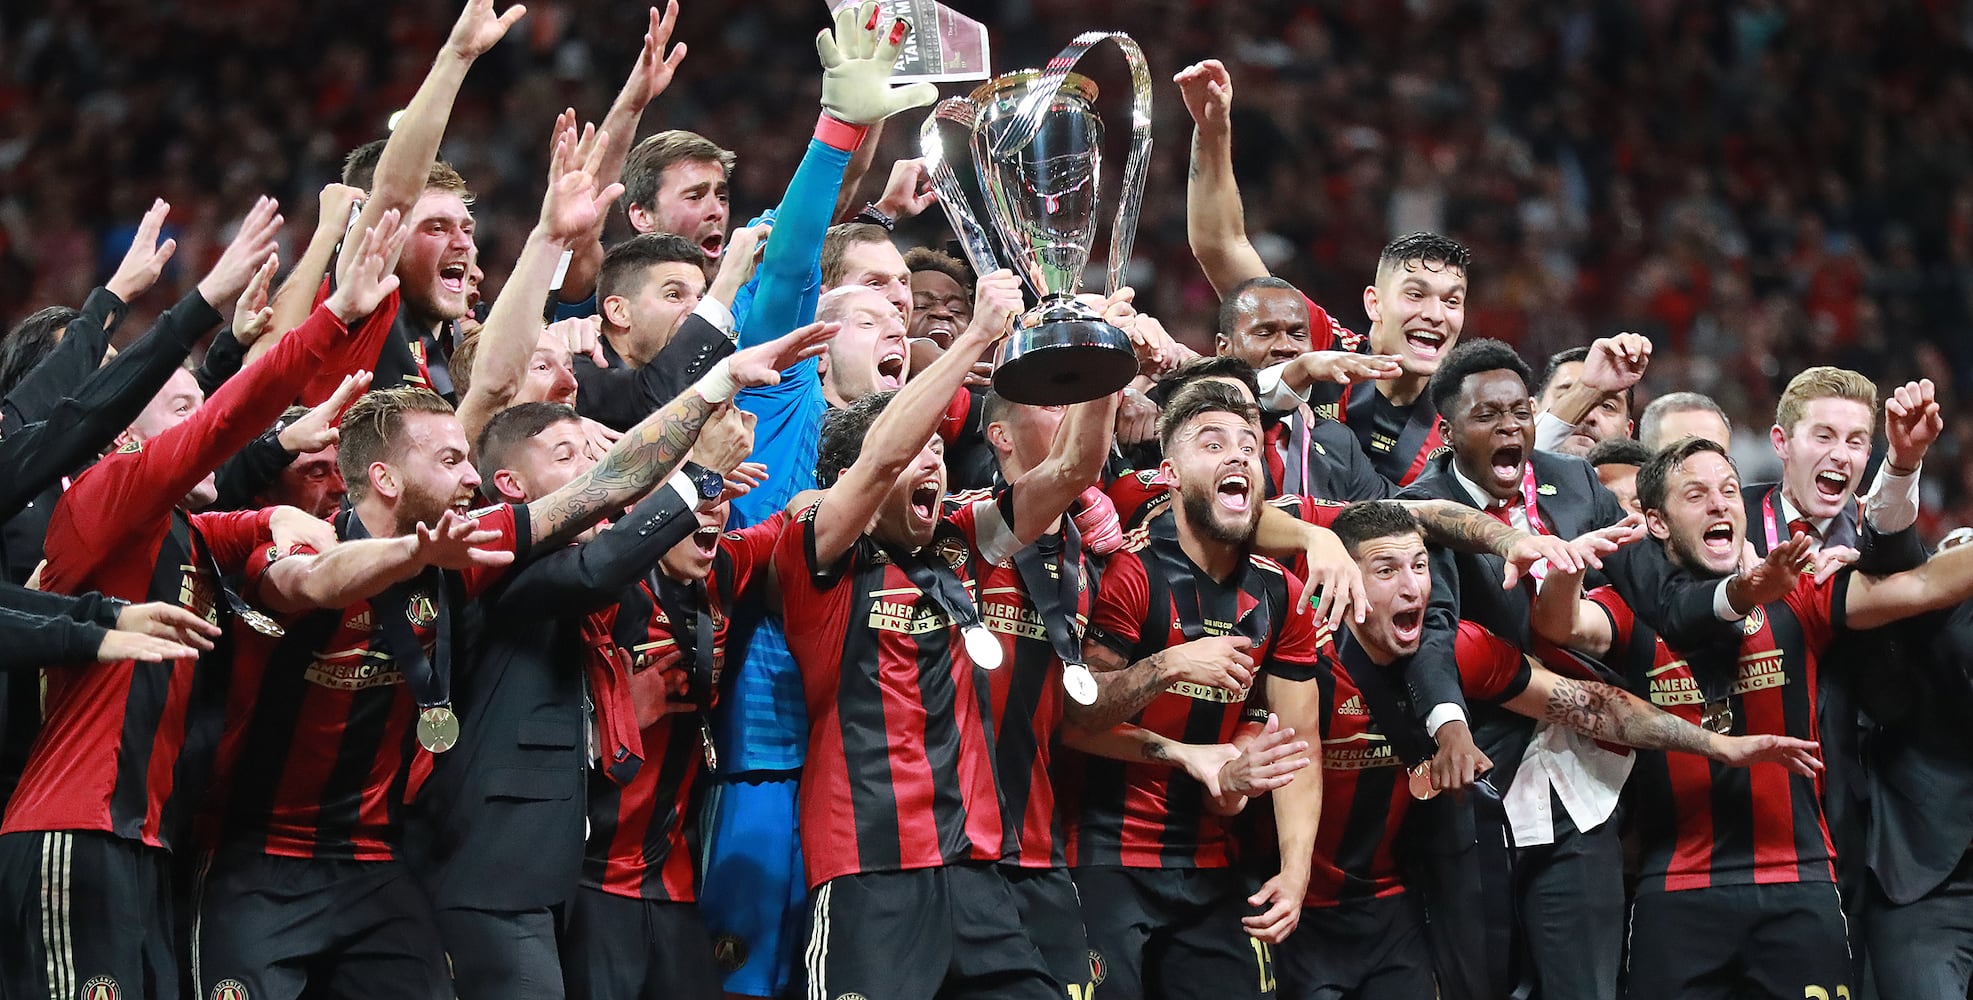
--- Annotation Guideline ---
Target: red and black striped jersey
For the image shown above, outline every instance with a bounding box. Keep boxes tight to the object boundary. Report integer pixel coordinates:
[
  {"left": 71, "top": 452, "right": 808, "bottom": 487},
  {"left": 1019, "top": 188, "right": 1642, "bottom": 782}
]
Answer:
[
  {"left": 973, "top": 501, "right": 1098, "bottom": 869},
  {"left": 1062, "top": 511, "right": 1324, "bottom": 869},
  {"left": 1105, "top": 469, "right": 1172, "bottom": 532},
  {"left": 581, "top": 516, "right": 779, "bottom": 902},
  {"left": 206, "top": 505, "right": 528, "bottom": 862},
  {"left": 3, "top": 507, "right": 273, "bottom": 848},
  {"left": 1264, "top": 493, "right": 1347, "bottom": 583},
  {"left": 1307, "top": 622, "right": 1529, "bottom": 906},
  {"left": 1590, "top": 576, "right": 1845, "bottom": 893},
  {"left": 778, "top": 492, "right": 1021, "bottom": 888}
]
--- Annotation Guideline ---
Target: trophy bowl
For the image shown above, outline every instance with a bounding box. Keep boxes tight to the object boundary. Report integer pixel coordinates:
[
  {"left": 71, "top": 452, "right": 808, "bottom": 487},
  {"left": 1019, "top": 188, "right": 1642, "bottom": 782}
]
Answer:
[{"left": 921, "top": 35, "right": 1154, "bottom": 406}]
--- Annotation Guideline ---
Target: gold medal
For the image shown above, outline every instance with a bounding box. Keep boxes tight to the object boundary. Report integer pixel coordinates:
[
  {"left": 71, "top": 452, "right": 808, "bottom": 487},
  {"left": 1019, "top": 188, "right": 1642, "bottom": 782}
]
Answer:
[{"left": 417, "top": 705, "right": 461, "bottom": 754}]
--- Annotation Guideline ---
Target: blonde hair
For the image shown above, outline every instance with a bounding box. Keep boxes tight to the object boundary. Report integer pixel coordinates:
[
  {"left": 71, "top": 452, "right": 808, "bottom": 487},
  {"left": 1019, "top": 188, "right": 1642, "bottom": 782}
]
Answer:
[
  {"left": 338, "top": 387, "right": 457, "bottom": 502},
  {"left": 1774, "top": 366, "right": 1876, "bottom": 435}
]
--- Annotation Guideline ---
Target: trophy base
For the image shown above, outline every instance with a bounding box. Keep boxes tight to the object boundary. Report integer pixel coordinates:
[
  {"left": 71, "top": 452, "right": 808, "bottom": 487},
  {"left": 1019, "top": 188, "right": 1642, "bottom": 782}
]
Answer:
[{"left": 992, "top": 305, "right": 1139, "bottom": 407}]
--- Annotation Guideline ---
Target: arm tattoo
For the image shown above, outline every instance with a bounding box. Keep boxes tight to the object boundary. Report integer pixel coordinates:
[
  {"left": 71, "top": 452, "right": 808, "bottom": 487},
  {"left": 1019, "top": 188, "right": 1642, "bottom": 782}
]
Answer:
[
  {"left": 1188, "top": 132, "right": 1202, "bottom": 180},
  {"left": 1073, "top": 649, "right": 1172, "bottom": 733},
  {"left": 1141, "top": 740, "right": 1171, "bottom": 762},
  {"left": 1545, "top": 676, "right": 1713, "bottom": 757},
  {"left": 528, "top": 391, "right": 716, "bottom": 547},
  {"left": 1401, "top": 498, "right": 1521, "bottom": 555}
]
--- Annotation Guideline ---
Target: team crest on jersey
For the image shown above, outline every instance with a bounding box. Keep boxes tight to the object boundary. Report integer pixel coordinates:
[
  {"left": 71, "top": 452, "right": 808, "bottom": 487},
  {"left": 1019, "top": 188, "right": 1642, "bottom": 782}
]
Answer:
[
  {"left": 405, "top": 589, "right": 439, "bottom": 628},
  {"left": 1426, "top": 444, "right": 1452, "bottom": 462},
  {"left": 933, "top": 536, "right": 969, "bottom": 571},
  {"left": 1088, "top": 951, "right": 1108, "bottom": 986},
  {"left": 1741, "top": 605, "right": 1767, "bottom": 637},
  {"left": 210, "top": 979, "right": 249, "bottom": 1000},
  {"left": 82, "top": 977, "right": 120, "bottom": 1000}
]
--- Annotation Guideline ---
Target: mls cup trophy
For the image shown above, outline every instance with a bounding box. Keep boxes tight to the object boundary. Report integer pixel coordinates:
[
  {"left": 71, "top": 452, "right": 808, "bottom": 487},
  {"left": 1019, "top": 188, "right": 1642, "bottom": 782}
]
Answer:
[{"left": 920, "top": 32, "right": 1153, "bottom": 406}]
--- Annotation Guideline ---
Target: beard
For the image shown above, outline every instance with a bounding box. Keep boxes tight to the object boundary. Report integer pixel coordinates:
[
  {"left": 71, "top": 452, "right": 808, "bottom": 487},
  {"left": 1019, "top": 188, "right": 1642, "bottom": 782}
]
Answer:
[
  {"left": 393, "top": 479, "right": 462, "bottom": 536},
  {"left": 1180, "top": 486, "right": 1262, "bottom": 547},
  {"left": 1664, "top": 530, "right": 1733, "bottom": 579}
]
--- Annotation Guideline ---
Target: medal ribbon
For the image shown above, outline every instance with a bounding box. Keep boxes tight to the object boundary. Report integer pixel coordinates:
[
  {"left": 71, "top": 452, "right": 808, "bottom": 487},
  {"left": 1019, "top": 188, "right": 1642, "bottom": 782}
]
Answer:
[{"left": 1009, "top": 518, "right": 1085, "bottom": 669}]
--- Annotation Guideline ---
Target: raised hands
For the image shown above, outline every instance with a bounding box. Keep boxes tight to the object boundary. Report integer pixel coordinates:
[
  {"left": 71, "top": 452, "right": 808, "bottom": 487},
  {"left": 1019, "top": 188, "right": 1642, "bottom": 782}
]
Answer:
[
  {"left": 1726, "top": 533, "right": 1815, "bottom": 613},
  {"left": 540, "top": 115, "right": 625, "bottom": 244},
  {"left": 231, "top": 253, "right": 280, "bottom": 347},
  {"left": 963, "top": 270, "right": 1026, "bottom": 344},
  {"left": 279, "top": 371, "right": 372, "bottom": 454},
  {"left": 325, "top": 209, "right": 408, "bottom": 323},
  {"left": 618, "top": 2, "right": 689, "bottom": 112},
  {"left": 691, "top": 406, "right": 758, "bottom": 475},
  {"left": 105, "top": 199, "right": 178, "bottom": 303},
  {"left": 445, "top": 0, "right": 527, "bottom": 62},
  {"left": 873, "top": 158, "right": 937, "bottom": 221},
  {"left": 1173, "top": 59, "right": 1234, "bottom": 132},
  {"left": 1579, "top": 332, "right": 1652, "bottom": 394},
  {"left": 413, "top": 510, "right": 518, "bottom": 571},
  {"left": 727, "top": 320, "right": 840, "bottom": 388},
  {"left": 197, "top": 196, "right": 283, "bottom": 310},
  {"left": 1884, "top": 378, "right": 1943, "bottom": 470},
  {"left": 816, "top": 0, "right": 938, "bottom": 126}
]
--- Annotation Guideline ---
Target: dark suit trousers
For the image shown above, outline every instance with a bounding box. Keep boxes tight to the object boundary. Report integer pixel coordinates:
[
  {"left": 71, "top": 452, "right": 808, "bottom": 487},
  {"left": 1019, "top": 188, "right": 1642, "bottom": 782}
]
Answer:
[
  {"left": 1868, "top": 853, "right": 1973, "bottom": 1000},
  {"left": 436, "top": 905, "right": 565, "bottom": 1000},
  {"left": 1512, "top": 795, "right": 1623, "bottom": 1000}
]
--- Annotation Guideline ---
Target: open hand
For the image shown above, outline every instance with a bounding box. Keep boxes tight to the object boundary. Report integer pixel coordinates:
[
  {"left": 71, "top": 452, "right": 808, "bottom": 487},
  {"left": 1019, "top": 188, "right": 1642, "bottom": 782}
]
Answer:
[
  {"left": 198, "top": 196, "right": 283, "bottom": 310},
  {"left": 446, "top": 0, "right": 527, "bottom": 62},
  {"left": 231, "top": 253, "right": 280, "bottom": 346},
  {"left": 116, "top": 601, "right": 222, "bottom": 652},
  {"left": 106, "top": 199, "right": 178, "bottom": 303},
  {"left": 816, "top": 0, "right": 938, "bottom": 125},
  {"left": 326, "top": 209, "right": 408, "bottom": 323},
  {"left": 413, "top": 510, "right": 517, "bottom": 571},
  {"left": 617, "top": 2, "right": 689, "bottom": 112},
  {"left": 280, "top": 371, "right": 372, "bottom": 454},
  {"left": 1712, "top": 732, "right": 1823, "bottom": 777},
  {"left": 728, "top": 321, "right": 839, "bottom": 388}
]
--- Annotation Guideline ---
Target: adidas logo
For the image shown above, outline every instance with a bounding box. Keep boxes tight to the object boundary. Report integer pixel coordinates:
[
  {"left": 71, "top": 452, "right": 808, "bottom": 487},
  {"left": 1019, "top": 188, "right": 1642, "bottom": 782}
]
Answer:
[{"left": 1337, "top": 695, "right": 1366, "bottom": 716}]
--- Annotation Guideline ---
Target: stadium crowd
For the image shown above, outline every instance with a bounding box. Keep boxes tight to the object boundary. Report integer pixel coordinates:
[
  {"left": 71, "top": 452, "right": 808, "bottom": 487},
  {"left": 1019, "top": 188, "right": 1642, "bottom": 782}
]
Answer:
[{"left": 0, "top": 1, "right": 1972, "bottom": 1000}]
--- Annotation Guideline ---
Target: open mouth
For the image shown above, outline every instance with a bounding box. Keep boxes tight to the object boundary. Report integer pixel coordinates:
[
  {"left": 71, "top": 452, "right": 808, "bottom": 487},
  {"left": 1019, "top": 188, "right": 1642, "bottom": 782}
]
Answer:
[
  {"left": 876, "top": 351, "right": 906, "bottom": 389},
  {"left": 700, "top": 231, "right": 725, "bottom": 259},
  {"left": 1215, "top": 472, "right": 1251, "bottom": 513},
  {"left": 439, "top": 262, "right": 468, "bottom": 294},
  {"left": 1490, "top": 445, "right": 1524, "bottom": 483},
  {"left": 909, "top": 481, "right": 938, "bottom": 522},
  {"left": 1701, "top": 519, "right": 1735, "bottom": 554},
  {"left": 1405, "top": 329, "right": 1447, "bottom": 359},
  {"left": 692, "top": 525, "right": 720, "bottom": 556},
  {"left": 452, "top": 493, "right": 475, "bottom": 513},
  {"left": 923, "top": 321, "right": 956, "bottom": 342},
  {"left": 1814, "top": 469, "right": 1850, "bottom": 501},
  {"left": 1391, "top": 607, "right": 1424, "bottom": 643}
]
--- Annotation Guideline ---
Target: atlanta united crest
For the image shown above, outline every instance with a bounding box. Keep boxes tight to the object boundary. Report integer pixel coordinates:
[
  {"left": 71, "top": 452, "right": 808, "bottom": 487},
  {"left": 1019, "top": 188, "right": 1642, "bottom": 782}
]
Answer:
[
  {"left": 211, "top": 979, "right": 249, "bottom": 1000},
  {"left": 406, "top": 590, "right": 439, "bottom": 628},
  {"left": 1741, "top": 605, "right": 1767, "bottom": 637}
]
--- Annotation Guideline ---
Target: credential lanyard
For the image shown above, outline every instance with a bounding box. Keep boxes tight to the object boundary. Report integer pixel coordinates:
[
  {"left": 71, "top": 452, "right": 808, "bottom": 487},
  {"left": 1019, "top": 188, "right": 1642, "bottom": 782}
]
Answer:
[
  {"left": 342, "top": 510, "right": 450, "bottom": 711},
  {"left": 880, "top": 538, "right": 991, "bottom": 664},
  {"left": 1009, "top": 519, "right": 1084, "bottom": 668}
]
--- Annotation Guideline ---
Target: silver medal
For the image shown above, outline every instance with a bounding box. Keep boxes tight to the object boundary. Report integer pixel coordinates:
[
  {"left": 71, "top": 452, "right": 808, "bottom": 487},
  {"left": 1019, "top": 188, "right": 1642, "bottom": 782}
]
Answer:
[
  {"left": 963, "top": 624, "right": 1003, "bottom": 670},
  {"left": 417, "top": 705, "right": 461, "bottom": 754},
  {"left": 1062, "top": 660, "right": 1098, "bottom": 706}
]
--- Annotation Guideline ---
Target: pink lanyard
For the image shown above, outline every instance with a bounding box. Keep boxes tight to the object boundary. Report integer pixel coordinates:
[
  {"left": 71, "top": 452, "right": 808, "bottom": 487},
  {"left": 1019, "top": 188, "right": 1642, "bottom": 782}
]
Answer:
[
  {"left": 1761, "top": 491, "right": 1783, "bottom": 552},
  {"left": 1517, "top": 463, "right": 1549, "bottom": 537}
]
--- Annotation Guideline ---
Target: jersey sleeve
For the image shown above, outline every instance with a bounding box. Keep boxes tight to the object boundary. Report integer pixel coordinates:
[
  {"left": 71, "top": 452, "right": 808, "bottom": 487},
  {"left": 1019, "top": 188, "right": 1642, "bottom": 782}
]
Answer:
[
  {"left": 1454, "top": 620, "right": 1533, "bottom": 703},
  {"left": 942, "top": 489, "right": 1019, "bottom": 567},
  {"left": 1584, "top": 584, "right": 1635, "bottom": 651},
  {"left": 719, "top": 512, "right": 786, "bottom": 601},
  {"left": 190, "top": 507, "right": 279, "bottom": 574},
  {"left": 458, "top": 504, "right": 531, "bottom": 599},
  {"left": 1086, "top": 548, "right": 1150, "bottom": 660},
  {"left": 1786, "top": 571, "right": 1849, "bottom": 648},
  {"left": 1263, "top": 568, "right": 1325, "bottom": 682},
  {"left": 1304, "top": 296, "right": 1361, "bottom": 354},
  {"left": 1105, "top": 469, "right": 1171, "bottom": 531},
  {"left": 240, "top": 530, "right": 320, "bottom": 618}
]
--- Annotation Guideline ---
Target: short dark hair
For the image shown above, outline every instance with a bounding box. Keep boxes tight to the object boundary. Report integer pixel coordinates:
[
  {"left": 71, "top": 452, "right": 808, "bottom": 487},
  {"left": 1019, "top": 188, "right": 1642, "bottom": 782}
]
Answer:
[
  {"left": 1635, "top": 436, "right": 1736, "bottom": 514},
  {"left": 902, "top": 246, "right": 972, "bottom": 290},
  {"left": 1330, "top": 500, "right": 1422, "bottom": 557},
  {"left": 821, "top": 224, "right": 895, "bottom": 288},
  {"left": 338, "top": 388, "right": 457, "bottom": 503},
  {"left": 1376, "top": 232, "right": 1472, "bottom": 284},
  {"left": 474, "top": 401, "right": 582, "bottom": 492},
  {"left": 0, "top": 306, "right": 78, "bottom": 399},
  {"left": 1586, "top": 436, "right": 1652, "bottom": 469},
  {"left": 1149, "top": 355, "right": 1262, "bottom": 409},
  {"left": 1427, "top": 338, "right": 1533, "bottom": 418},
  {"left": 816, "top": 390, "right": 896, "bottom": 488},
  {"left": 1216, "top": 275, "right": 1301, "bottom": 338},
  {"left": 1158, "top": 379, "right": 1261, "bottom": 454},
  {"left": 598, "top": 233, "right": 706, "bottom": 313},
  {"left": 1539, "top": 345, "right": 1633, "bottom": 413},
  {"left": 979, "top": 389, "right": 1018, "bottom": 435},
  {"left": 1637, "top": 391, "right": 1731, "bottom": 449},
  {"left": 341, "top": 139, "right": 388, "bottom": 190},
  {"left": 621, "top": 130, "right": 735, "bottom": 217}
]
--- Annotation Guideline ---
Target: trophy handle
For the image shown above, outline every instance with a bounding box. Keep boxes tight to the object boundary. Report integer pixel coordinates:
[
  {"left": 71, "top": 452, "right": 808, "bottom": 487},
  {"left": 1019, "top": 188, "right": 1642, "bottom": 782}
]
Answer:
[
  {"left": 919, "top": 98, "right": 1005, "bottom": 286},
  {"left": 988, "top": 31, "right": 1154, "bottom": 298}
]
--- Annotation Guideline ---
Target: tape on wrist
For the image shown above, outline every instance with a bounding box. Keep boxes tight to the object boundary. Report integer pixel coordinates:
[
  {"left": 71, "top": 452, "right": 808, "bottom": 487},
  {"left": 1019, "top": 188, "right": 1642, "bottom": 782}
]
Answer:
[{"left": 695, "top": 359, "right": 739, "bottom": 404}]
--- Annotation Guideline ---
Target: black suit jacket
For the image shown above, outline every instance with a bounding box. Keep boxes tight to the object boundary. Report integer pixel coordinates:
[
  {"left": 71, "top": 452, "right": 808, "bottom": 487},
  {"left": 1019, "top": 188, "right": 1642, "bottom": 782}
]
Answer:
[
  {"left": 575, "top": 315, "right": 733, "bottom": 432},
  {"left": 411, "top": 481, "right": 700, "bottom": 912},
  {"left": 1398, "top": 450, "right": 1727, "bottom": 787},
  {"left": 1861, "top": 599, "right": 1973, "bottom": 904}
]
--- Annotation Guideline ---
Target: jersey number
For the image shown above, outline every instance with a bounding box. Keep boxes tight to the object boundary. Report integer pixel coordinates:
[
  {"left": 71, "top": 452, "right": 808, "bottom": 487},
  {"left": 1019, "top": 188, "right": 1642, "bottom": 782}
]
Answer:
[{"left": 1804, "top": 988, "right": 1851, "bottom": 1000}]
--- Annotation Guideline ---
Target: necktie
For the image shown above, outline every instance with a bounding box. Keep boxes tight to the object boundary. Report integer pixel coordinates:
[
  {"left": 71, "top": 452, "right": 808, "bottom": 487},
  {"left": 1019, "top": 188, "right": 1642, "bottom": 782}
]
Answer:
[
  {"left": 579, "top": 612, "right": 644, "bottom": 786},
  {"left": 1484, "top": 501, "right": 1514, "bottom": 527},
  {"left": 1788, "top": 517, "right": 1820, "bottom": 541},
  {"left": 1263, "top": 421, "right": 1288, "bottom": 496}
]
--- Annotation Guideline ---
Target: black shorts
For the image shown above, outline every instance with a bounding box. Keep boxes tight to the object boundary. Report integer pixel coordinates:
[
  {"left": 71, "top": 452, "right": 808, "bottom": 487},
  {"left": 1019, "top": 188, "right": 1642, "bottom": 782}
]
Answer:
[
  {"left": 0, "top": 830, "right": 180, "bottom": 1000},
  {"left": 561, "top": 887, "right": 721, "bottom": 1000},
  {"left": 805, "top": 863, "right": 1058, "bottom": 1000},
  {"left": 1070, "top": 865, "right": 1276, "bottom": 1000},
  {"left": 1624, "top": 881, "right": 1851, "bottom": 1000},
  {"left": 191, "top": 851, "right": 449, "bottom": 1000},
  {"left": 1274, "top": 893, "right": 1433, "bottom": 1000},
  {"left": 1004, "top": 866, "right": 1094, "bottom": 998}
]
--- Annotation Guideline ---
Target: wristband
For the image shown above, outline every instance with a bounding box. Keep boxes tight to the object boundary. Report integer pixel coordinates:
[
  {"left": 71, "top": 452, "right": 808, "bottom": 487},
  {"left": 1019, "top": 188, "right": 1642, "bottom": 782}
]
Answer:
[
  {"left": 853, "top": 203, "right": 897, "bottom": 232},
  {"left": 814, "top": 113, "right": 871, "bottom": 152},
  {"left": 694, "top": 358, "right": 740, "bottom": 404}
]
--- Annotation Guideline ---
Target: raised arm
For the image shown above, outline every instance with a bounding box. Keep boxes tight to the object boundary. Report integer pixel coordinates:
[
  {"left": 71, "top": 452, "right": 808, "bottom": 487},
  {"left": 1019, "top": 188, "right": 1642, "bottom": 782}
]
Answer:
[
  {"left": 1252, "top": 505, "right": 1365, "bottom": 628},
  {"left": 808, "top": 272, "right": 1016, "bottom": 567},
  {"left": 257, "top": 510, "right": 513, "bottom": 614},
  {"left": 250, "top": 184, "right": 365, "bottom": 366},
  {"left": 1175, "top": 60, "right": 1268, "bottom": 297},
  {"left": 1531, "top": 559, "right": 1615, "bottom": 656},
  {"left": 1846, "top": 540, "right": 1973, "bottom": 630},
  {"left": 1535, "top": 334, "right": 1649, "bottom": 451},
  {"left": 459, "top": 119, "right": 623, "bottom": 447},
  {"left": 1009, "top": 394, "right": 1118, "bottom": 545},
  {"left": 336, "top": 0, "right": 523, "bottom": 282},
  {"left": 1506, "top": 662, "right": 1821, "bottom": 776},
  {"left": 525, "top": 322, "right": 835, "bottom": 548}
]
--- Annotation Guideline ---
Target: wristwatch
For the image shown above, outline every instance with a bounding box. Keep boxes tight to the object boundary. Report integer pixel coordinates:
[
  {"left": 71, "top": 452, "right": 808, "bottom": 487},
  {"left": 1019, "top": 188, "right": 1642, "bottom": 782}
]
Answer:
[{"left": 689, "top": 464, "right": 724, "bottom": 502}]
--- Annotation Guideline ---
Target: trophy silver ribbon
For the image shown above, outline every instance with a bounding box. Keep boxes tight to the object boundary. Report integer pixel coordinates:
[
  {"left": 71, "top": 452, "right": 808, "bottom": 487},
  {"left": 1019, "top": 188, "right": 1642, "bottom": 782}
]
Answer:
[{"left": 920, "top": 32, "right": 1153, "bottom": 406}]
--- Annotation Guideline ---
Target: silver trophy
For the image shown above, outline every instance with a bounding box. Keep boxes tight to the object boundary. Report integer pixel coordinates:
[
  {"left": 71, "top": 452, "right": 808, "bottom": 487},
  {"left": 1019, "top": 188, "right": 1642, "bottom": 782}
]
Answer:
[{"left": 920, "top": 32, "right": 1153, "bottom": 406}]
